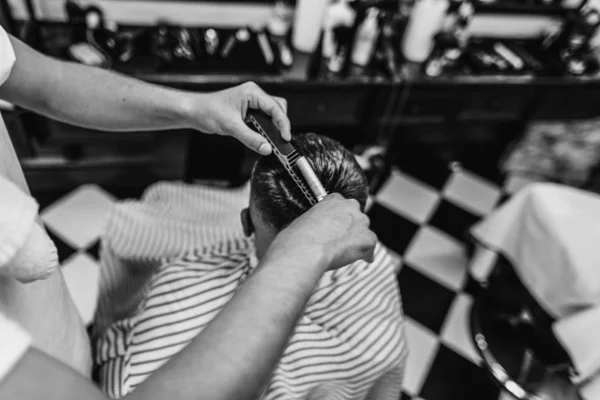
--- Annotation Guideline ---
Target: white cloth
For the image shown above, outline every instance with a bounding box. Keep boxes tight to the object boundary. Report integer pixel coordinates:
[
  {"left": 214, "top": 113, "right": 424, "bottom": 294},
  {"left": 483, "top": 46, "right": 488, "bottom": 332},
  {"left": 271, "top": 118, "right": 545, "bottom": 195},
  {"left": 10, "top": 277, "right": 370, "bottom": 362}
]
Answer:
[
  {"left": 470, "top": 183, "right": 600, "bottom": 400},
  {"left": 553, "top": 304, "right": 600, "bottom": 400},
  {"left": 94, "top": 182, "right": 407, "bottom": 400},
  {"left": 0, "top": 26, "right": 15, "bottom": 86},
  {"left": 471, "top": 183, "right": 600, "bottom": 318},
  {"left": 0, "top": 25, "right": 28, "bottom": 190},
  {"left": 0, "top": 176, "right": 59, "bottom": 282},
  {"left": 0, "top": 177, "right": 38, "bottom": 267},
  {"left": 0, "top": 311, "right": 31, "bottom": 384},
  {"left": 554, "top": 305, "right": 600, "bottom": 382}
]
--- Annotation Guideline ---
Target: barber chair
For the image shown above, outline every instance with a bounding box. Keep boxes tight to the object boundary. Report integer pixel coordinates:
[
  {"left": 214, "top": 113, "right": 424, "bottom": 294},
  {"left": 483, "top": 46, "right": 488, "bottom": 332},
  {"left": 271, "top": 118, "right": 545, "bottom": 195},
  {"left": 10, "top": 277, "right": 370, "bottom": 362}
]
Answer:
[
  {"left": 466, "top": 183, "right": 600, "bottom": 400},
  {"left": 469, "top": 255, "right": 579, "bottom": 400}
]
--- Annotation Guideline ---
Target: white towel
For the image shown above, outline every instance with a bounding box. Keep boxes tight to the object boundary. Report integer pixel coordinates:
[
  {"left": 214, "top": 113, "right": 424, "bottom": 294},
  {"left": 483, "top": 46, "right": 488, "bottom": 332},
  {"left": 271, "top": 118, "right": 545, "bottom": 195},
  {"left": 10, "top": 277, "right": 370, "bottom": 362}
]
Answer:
[
  {"left": 554, "top": 305, "right": 600, "bottom": 383},
  {"left": 580, "top": 372, "right": 600, "bottom": 400},
  {"left": 0, "top": 176, "right": 58, "bottom": 282},
  {"left": 471, "top": 183, "right": 600, "bottom": 318}
]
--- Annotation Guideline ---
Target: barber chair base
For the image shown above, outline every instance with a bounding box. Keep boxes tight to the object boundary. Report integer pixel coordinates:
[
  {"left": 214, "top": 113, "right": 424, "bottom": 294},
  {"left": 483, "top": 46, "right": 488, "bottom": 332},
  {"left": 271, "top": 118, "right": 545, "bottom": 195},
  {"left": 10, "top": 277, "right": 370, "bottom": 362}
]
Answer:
[{"left": 470, "top": 293, "right": 580, "bottom": 400}]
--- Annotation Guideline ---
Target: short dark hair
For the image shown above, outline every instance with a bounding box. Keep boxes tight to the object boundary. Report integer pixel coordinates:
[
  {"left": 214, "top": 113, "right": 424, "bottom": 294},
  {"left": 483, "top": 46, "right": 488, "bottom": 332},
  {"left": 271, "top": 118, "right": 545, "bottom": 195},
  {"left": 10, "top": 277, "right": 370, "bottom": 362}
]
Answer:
[{"left": 251, "top": 133, "right": 368, "bottom": 231}]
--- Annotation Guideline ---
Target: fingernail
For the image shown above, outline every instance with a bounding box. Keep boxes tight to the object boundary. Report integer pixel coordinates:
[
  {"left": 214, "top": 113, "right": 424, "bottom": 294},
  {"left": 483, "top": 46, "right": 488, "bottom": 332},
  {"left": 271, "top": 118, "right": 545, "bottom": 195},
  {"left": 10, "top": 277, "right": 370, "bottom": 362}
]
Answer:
[
  {"left": 281, "top": 128, "right": 291, "bottom": 141},
  {"left": 258, "top": 143, "right": 271, "bottom": 155}
]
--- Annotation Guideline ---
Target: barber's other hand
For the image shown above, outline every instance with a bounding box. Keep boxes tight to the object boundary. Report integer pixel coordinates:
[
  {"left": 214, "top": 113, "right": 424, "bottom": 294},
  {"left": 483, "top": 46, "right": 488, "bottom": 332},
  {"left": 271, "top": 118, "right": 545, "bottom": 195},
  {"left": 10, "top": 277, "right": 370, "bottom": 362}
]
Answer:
[
  {"left": 269, "top": 193, "right": 377, "bottom": 271},
  {"left": 186, "top": 82, "right": 290, "bottom": 155}
]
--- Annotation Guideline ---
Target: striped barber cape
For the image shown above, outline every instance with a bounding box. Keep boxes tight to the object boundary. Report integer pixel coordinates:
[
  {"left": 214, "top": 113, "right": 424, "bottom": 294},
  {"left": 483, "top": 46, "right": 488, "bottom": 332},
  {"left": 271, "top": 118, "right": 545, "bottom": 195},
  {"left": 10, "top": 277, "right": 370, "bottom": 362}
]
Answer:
[
  {"left": 93, "top": 182, "right": 407, "bottom": 400},
  {"left": 95, "top": 238, "right": 407, "bottom": 400}
]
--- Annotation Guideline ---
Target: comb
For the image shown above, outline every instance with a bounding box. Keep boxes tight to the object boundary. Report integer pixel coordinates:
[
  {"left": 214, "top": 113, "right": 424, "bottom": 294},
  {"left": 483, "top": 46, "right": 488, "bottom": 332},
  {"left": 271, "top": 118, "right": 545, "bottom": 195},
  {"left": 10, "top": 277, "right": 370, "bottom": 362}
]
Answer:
[{"left": 245, "top": 111, "right": 327, "bottom": 205}]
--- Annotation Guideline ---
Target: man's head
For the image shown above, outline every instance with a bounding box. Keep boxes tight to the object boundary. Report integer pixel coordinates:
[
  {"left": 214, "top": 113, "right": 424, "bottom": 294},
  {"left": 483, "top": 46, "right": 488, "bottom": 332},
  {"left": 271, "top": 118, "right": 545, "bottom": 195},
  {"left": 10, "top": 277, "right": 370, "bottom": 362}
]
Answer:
[{"left": 241, "top": 133, "right": 368, "bottom": 259}]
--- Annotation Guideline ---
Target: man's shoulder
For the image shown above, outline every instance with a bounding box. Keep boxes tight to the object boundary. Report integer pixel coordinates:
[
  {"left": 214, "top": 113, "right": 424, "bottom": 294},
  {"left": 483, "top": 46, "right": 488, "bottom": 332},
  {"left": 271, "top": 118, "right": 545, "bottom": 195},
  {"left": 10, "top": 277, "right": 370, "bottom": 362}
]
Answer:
[
  {"left": 147, "top": 237, "right": 255, "bottom": 287},
  {"left": 159, "top": 237, "right": 253, "bottom": 268},
  {"left": 96, "top": 237, "right": 255, "bottom": 348}
]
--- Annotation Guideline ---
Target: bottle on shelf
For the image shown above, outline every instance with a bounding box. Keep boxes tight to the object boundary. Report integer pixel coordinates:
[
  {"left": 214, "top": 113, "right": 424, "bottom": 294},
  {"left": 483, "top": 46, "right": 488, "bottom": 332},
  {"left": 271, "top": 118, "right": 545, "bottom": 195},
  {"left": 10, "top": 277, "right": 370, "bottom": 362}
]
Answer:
[
  {"left": 268, "top": 0, "right": 295, "bottom": 68},
  {"left": 350, "top": 7, "right": 381, "bottom": 67},
  {"left": 423, "top": 0, "right": 472, "bottom": 76},
  {"left": 292, "top": 0, "right": 331, "bottom": 52},
  {"left": 322, "top": 0, "right": 356, "bottom": 60},
  {"left": 401, "top": 0, "right": 450, "bottom": 62}
]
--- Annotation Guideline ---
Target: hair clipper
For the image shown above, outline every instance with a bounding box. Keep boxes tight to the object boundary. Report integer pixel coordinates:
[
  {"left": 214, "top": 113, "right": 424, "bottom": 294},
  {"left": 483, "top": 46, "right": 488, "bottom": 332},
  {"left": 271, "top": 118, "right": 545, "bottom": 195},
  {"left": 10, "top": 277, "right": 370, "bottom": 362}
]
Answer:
[{"left": 245, "top": 110, "right": 327, "bottom": 205}]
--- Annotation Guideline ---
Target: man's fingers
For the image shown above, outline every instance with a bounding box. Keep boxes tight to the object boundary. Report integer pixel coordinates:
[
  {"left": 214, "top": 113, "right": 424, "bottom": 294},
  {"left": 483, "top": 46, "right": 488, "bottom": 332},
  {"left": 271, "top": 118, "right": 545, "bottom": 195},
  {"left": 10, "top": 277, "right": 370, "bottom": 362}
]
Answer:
[
  {"left": 234, "top": 121, "right": 273, "bottom": 155},
  {"left": 258, "top": 95, "right": 291, "bottom": 141},
  {"left": 322, "top": 193, "right": 344, "bottom": 202},
  {"left": 360, "top": 231, "right": 377, "bottom": 263},
  {"left": 246, "top": 83, "right": 292, "bottom": 141},
  {"left": 348, "top": 198, "right": 361, "bottom": 210},
  {"left": 274, "top": 96, "right": 288, "bottom": 114}
]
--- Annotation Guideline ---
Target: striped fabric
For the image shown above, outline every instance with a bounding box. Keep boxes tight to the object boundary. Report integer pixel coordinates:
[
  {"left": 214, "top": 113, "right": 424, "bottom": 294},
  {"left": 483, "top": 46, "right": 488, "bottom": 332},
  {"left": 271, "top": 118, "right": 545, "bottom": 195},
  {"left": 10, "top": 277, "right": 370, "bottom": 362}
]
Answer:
[
  {"left": 94, "top": 182, "right": 252, "bottom": 335},
  {"left": 93, "top": 182, "right": 407, "bottom": 400}
]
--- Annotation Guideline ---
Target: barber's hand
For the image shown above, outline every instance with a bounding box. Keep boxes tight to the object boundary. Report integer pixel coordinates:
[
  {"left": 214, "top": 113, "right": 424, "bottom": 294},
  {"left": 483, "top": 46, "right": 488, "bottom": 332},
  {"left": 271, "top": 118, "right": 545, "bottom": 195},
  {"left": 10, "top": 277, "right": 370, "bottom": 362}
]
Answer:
[
  {"left": 270, "top": 194, "right": 377, "bottom": 271},
  {"left": 188, "top": 82, "right": 290, "bottom": 155}
]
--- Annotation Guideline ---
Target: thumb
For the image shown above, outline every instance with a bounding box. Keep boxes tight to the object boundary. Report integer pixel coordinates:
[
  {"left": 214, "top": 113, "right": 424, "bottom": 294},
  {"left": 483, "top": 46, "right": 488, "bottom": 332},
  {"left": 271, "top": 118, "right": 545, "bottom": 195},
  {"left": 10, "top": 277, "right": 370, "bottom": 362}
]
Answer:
[{"left": 233, "top": 121, "right": 273, "bottom": 155}]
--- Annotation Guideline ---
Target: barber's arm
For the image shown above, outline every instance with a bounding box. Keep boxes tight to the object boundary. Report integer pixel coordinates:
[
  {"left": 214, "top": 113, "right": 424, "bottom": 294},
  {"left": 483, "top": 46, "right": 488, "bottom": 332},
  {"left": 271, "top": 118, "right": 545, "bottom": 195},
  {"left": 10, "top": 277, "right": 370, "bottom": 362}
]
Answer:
[
  {"left": 0, "top": 195, "right": 376, "bottom": 400},
  {"left": 0, "top": 34, "right": 289, "bottom": 155}
]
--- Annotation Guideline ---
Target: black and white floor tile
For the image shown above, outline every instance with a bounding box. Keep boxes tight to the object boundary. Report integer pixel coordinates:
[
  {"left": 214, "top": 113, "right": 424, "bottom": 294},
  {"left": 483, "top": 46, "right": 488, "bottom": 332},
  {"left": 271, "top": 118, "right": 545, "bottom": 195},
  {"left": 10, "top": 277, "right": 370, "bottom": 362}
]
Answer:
[
  {"left": 367, "top": 161, "right": 541, "bottom": 400},
  {"left": 33, "top": 161, "right": 542, "bottom": 400}
]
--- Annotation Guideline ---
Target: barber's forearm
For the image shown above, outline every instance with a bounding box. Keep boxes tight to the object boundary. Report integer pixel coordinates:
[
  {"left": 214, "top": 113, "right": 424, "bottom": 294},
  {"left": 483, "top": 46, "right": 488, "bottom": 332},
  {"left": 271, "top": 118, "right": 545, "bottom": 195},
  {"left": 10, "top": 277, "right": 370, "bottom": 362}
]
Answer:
[
  {"left": 1, "top": 35, "right": 198, "bottom": 132},
  {"left": 30, "top": 61, "right": 196, "bottom": 132},
  {"left": 129, "top": 245, "right": 328, "bottom": 400}
]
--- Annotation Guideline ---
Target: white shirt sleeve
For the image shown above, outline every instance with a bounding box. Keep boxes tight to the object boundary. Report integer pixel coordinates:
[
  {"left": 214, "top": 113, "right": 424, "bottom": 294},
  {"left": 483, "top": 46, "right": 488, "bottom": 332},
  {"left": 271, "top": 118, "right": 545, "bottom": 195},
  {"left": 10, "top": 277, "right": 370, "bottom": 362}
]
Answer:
[
  {"left": 0, "top": 25, "right": 16, "bottom": 86},
  {"left": 0, "top": 312, "right": 31, "bottom": 384}
]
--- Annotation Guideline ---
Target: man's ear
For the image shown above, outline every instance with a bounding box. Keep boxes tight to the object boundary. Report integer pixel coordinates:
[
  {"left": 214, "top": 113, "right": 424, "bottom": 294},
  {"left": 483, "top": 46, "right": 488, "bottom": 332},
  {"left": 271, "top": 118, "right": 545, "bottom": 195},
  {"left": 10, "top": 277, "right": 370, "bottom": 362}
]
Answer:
[{"left": 241, "top": 208, "right": 253, "bottom": 237}]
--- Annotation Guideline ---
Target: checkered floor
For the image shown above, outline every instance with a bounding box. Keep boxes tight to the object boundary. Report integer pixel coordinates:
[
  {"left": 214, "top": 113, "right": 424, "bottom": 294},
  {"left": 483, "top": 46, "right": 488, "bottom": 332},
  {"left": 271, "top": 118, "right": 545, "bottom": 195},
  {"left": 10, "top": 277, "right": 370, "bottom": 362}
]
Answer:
[{"left": 34, "top": 159, "right": 542, "bottom": 400}]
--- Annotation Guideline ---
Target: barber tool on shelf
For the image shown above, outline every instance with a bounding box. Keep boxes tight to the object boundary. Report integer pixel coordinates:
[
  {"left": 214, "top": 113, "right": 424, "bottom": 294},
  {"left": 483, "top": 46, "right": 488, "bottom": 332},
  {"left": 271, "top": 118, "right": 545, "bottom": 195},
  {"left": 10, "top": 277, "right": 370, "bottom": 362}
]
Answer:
[
  {"left": 65, "top": 4, "right": 114, "bottom": 68},
  {"left": 542, "top": 0, "right": 600, "bottom": 75},
  {"left": 466, "top": 45, "right": 512, "bottom": 73},
  {"left": 220, "top": 28, "right": 251, "bottom": 58},
  {"left": 492, "top": 42, "right": 525, "bottom": 71},
  {"left": 204, "top": 28, "right": 220, "bottom": 56},
  {"left": 377, "top": 13, "right": 403, "bottom": 81},
  {"left": 457, "top": 38, "right": 547, "bottom": 76},
  {"left": 321, "top": 1, "right": 389, "bottom": 79},
  {"left": 245, "top": 111, "right": 327, "bottom": 204},
  {"left": 321, "top": 0, "right": 356, "bottom": 75},
  {"left": 424, "top": 0, "right": 472, "bottom": 77},
  {"left": 309, "top": 0, "right": 409, "bottom": 80},
  {"left": 256, "top": 30, "right": 275, "bottom": 66},
  {"left": 145, "top": 25, "right": 280, "bottom": 75},
  {"left": 267, "top": 0, "right": 295, "bottom": 68},
  {"left": 502, "top": 41, "right": 544, "bottom": 72},
  {"left": 273, "top": 36, "right": 294, "bottom": 68},
  {"left": 425, "top": 34, "right": 463, "bottom": 76},
  {"left": 112, "top": 28, "right": 146, "bottom": 64},
  {"left": 151, "top": 25, "right": 196, "bottom": 65},
  {"left": 349, "top": 7, "right": 381, "bottom": 74},
  {"left": 65, "top": 0, "right": 88, "bottom": 42},
  {"left": 323, "top": 26, "right": 354, "bottom": 76},
  {"left": 65, "top": 1, "right": 143, "bottom": 66}
]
